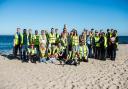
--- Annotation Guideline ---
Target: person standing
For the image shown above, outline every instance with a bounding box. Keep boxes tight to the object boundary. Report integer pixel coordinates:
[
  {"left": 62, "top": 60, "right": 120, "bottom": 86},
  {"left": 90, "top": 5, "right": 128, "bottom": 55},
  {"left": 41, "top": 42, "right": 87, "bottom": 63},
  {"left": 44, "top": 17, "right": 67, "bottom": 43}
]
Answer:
[
  {"left": 33, "top": 30, "right": 40, "bottom": 61},
  {"left": 28, "top": 29, "right": 34, "bottom": 46},
  {"left": 21, "top": 29, "right": 29, "bottom": 62},
  {"left": 109, "top": 32, "right": 117, "bottom": 60},
  {"left": 72, "top": 29, "right": 79, "bottom": 52},
  {"left": 13, "top": 28, "right": 22, "bottom": 58},
  {"left": 48, "top": 28, "right": 56, "bottom": 46},
  {"left": 39, "top": 30, "right": 47, "bottom": 63},
  {"left": 79, "top": 32, "right": 88, "bottom": 62},
  {"left": 94, "top": 31, "right": 100, "bottom": 59},
  {"left": 86, "top": 31, "right": 94, "bottom": 58},
  {"left": 99, "top": 32, "right": 107, "bottom": 60},
  {"left": 55, "top": 28, "right": 60, "bottom": 45}
]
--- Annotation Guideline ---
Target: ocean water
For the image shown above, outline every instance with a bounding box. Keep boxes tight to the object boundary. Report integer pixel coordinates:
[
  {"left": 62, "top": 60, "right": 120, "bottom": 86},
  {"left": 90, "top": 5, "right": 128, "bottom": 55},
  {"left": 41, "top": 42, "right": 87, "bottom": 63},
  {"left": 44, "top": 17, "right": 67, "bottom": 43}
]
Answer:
[{"left": 0, "top": 35, "right": 128, "bottom": 54}]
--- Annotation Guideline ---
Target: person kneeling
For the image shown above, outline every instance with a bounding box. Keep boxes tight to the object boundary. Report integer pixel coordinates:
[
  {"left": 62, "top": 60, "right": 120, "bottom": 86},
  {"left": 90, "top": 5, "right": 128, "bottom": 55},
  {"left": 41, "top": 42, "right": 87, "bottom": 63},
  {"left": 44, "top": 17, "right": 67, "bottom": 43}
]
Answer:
[
  {"left": 39, "top": 43, "right": 47, "bottom": 63},
  {"left": 66, "top": 50, "right": 80, "bottom": 66},
  {"left": 79, "top": 45, "right": 89, "bottom": 62},
  {"left": 47, "top": 44, "right": 58, "bottom": 64},
  {"left": 28, "top": 44, "right": 38, "bottom": 63}
]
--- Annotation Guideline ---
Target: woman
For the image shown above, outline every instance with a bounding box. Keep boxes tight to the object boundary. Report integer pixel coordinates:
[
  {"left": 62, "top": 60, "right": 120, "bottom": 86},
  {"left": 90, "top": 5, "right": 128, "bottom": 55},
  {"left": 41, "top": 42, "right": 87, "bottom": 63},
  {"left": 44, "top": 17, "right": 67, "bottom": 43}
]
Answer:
[
  {"left": 72, "top": 29, "right": 79, "bottom": 52},
  {"left": 39, "top": 30, "right": 47, "bottom": 63},
  {"left": 109, "top": 32, "right": 117, "bottom": 60}
]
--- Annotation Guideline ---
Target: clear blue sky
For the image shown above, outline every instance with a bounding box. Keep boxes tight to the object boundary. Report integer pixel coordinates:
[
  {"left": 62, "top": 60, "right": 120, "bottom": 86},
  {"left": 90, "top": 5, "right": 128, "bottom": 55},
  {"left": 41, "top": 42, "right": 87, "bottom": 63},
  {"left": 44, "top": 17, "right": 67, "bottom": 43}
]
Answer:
[{"left": 0, "top": 0, "right": 128, "bottom": 35}]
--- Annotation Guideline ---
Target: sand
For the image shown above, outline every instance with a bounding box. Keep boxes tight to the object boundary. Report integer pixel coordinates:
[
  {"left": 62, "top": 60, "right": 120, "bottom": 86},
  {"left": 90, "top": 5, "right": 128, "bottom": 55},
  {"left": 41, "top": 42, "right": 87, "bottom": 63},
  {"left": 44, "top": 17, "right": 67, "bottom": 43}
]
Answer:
[{"left": 0, "top": 44, "right": 128, "bottom": 89}]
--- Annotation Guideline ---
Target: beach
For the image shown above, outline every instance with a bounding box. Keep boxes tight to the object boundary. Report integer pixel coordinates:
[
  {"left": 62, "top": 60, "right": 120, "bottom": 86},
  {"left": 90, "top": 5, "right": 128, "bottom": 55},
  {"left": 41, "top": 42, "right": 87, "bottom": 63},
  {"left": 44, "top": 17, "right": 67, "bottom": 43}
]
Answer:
[{"left": 0, "top": 44, "right": 128, "bottom": 89}]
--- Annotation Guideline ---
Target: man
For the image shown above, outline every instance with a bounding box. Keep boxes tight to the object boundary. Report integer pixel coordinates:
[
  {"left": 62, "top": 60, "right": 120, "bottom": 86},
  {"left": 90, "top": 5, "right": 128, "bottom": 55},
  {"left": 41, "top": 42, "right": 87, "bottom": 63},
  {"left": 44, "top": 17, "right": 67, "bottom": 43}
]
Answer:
[
  {"left": 106, "top": 29, "right": 111, "bottom": 58},
  {"left": 99, "top": 32, "right": 107, "bottom": 60},
  {"left": 28, "top": 29, "right": 34, "bottom": 46},
  {"left": 34, "top": 30, "right": 40, "bottom": 59},
  {"left": 55, "top": 29, "right": 60, "bottom": 45},
  {"left": 21, "top": 29, "right": 29, "bottom": 62},
  {"left": 48, "top": 28, "right": 56, "bottom": 46},
  {"left": 94, "top": 30, "right": 100, "bottom": 59},
  {"left": 86, "top": 31, "right": 94, "bottom": 58},
  {"left": 13, "top": 28, "right": 22, "bottom": 58}
]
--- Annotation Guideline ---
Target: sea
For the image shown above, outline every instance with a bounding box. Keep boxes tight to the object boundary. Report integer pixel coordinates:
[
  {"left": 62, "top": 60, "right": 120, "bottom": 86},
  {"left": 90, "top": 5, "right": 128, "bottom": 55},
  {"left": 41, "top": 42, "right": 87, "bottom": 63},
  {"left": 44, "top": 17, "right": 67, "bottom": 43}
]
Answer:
[{"left": 0, "top": 35, "right": 128, "bottom": 54}]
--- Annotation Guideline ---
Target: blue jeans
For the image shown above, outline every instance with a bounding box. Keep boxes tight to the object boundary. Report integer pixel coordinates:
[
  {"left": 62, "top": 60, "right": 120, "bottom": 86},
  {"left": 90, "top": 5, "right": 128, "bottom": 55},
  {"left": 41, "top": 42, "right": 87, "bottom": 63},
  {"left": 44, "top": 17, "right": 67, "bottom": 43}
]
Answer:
[
  {"left": 48, "top": 58, "right": 57, "bottom": 63},
  {"left": 21, "top": 45, "right": 28, "bottom": 61},
  {"left": 87, "top": 44, "right": 93, "bottom": 58},
  {"left": 72, "top": 45, "right": 79, "bottom": 52},
  {"left": 40, "top": 58, "right": 47, "bottom": 63}
]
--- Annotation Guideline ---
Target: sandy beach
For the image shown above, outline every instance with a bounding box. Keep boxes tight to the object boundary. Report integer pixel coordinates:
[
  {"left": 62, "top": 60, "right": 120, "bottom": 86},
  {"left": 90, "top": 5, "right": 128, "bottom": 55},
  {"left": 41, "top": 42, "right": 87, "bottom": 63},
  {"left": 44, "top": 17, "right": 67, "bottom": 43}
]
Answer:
[{"left": 0, "top": 44, "right": 128, "bottom": 89}]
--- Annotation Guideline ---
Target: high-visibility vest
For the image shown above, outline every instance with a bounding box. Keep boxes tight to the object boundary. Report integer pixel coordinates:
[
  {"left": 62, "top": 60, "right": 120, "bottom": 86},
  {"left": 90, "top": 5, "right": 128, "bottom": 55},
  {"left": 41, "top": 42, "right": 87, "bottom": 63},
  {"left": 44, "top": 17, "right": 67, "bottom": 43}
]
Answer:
[
  {"left": 28, "top": 48, "right": 37, "bottom": 55},
  {"left": 40, "top": 47, "right": 46, "bottom": 58},
  {"left": 28, "top": 34, "right": 34, "bottom": 45},
  {"left": 22, "top": 34, "right": 29, "bottom": 45},
  {"left": 104, "top": 36, "right": 107, "bottom": 48},
  {"left": 79, "top": 45, "right": 88, "bottom": 59},
  {"left": 94, "top": 36, "right": 100, "bottom": 47},
  {"left": 57, "top": 46, "right": 64, "bottom": 54},
  {"left": 72, "top": 35, "right": 79, "bottom": 46},
  {"left": 34, "top": 35, "right": 40, "bottom": 46},
  {"left": 55, "top": 33, "right": 60, "bottom": 43},
  {"left": 61, "top": 38, "right": 67, "bottom": 48},
  {"left": 48, "top": 33, "right": 56, "bottom": 44},
  {"left": 48, "top": 47, "right": 57, "bottom": 55},
  {"left": 14, "top": 33, "right": 23, "bottom": 45}
]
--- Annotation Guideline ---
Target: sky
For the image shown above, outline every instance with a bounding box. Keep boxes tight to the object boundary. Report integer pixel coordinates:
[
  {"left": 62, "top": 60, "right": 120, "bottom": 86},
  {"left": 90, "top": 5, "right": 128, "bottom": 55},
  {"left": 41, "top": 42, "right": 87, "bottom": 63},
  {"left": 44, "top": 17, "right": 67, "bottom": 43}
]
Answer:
[{"left": 0, "top": 0, "right": 128, "bottom": 35}]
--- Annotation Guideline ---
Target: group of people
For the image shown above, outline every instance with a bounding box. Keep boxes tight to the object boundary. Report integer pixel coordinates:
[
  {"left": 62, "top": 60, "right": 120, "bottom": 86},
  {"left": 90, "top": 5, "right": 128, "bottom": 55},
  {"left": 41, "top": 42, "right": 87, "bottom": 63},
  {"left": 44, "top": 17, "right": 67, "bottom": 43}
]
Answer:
[{"left": 13, "top": 24, "right": 118, "bottom": 66}]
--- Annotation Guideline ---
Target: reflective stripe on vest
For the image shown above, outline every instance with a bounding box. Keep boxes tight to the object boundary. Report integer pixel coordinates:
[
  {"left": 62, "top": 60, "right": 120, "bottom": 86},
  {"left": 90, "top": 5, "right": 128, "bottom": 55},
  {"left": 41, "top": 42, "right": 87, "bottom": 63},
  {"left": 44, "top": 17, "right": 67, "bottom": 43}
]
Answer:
[
  {"left": 79, "top": 45, "right": 87, "bottom": 58},
  {"left": 72, "top": 36, "right": 79, "bottom": 46},
  {"left": 104, "top": 36, "right": 107, "bottom": 48},
  {"left": 34, "top": 35, "right": 40, "bottom": 45},
  {"left": 94, "top": 36, "right": 100, "bottom": 47},
  {"left": 49, "top": 33, "right": 56, "bottom": 44}
]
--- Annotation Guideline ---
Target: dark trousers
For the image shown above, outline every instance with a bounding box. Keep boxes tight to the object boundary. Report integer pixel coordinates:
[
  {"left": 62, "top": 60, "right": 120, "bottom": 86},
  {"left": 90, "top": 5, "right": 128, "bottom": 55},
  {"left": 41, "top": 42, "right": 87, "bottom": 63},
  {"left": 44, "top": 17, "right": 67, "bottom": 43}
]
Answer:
[
  {"left": 87, "top": 44, "right": 93, "bottom": 58},
  {"left": 107, "top": 46, "right": 110, "bottom": 58},
  {"left": 94, "top": 47, "right": 100, "bottom": 59},
  {"left": 110, "top": 44, "right": 116, "bottom": 60},
  {"left": 99, "top": 47, "right": 106, "bottom": 60},
  {"left": 14, "top": 44, "right": 21, "bottom": 57},
  {"left": 35, "top": 45, "right": 40, "bottom": 62}
]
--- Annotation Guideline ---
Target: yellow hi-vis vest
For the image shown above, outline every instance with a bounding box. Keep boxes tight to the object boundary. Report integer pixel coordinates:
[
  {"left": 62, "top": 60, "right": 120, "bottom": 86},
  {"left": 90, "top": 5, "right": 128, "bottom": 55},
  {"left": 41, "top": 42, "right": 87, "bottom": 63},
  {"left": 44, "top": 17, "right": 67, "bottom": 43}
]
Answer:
[
  {"left": 28, "top": 34, "right": 34, "bottom": 45},
  {"left": 55, "top": 33, "right": 60, "bottom": 43},
  {"left": 49, "top": 33, "right": 56, "bottom": 44},
  {"left": 72, "top": 35, "right": 79, "bottom": 46},
  {"left": 104, "top": 36, "right": 107, "bottom": 48},
  {"left": 94, "top": 36, "right": 100, "bottom": 47},
  {"left": 40, "top": 47, "right": 46, "bottom": 58},
  {"left": 48, "top": 47, "right": 57, "bottom": 55},
  {"left": 61, "top": 38, "right": 68, "bottom": 48},
  {"left": 34, "top": 35, "right": 40, "bottom": 46},
  {"left": 14, "top": 33, "right": 23, "bottom": 45},
  {"left": 79, "top": 45, "right": 88, "bottom": 59},
  {"left": 21, "top": 34, "right": 30, "bottom": 45},
  {"left": 28, "top": 48, "right": 37, "bottom": 55},
  {"left": 57, "top": 46, "right": 64, "bottom": 54}
]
